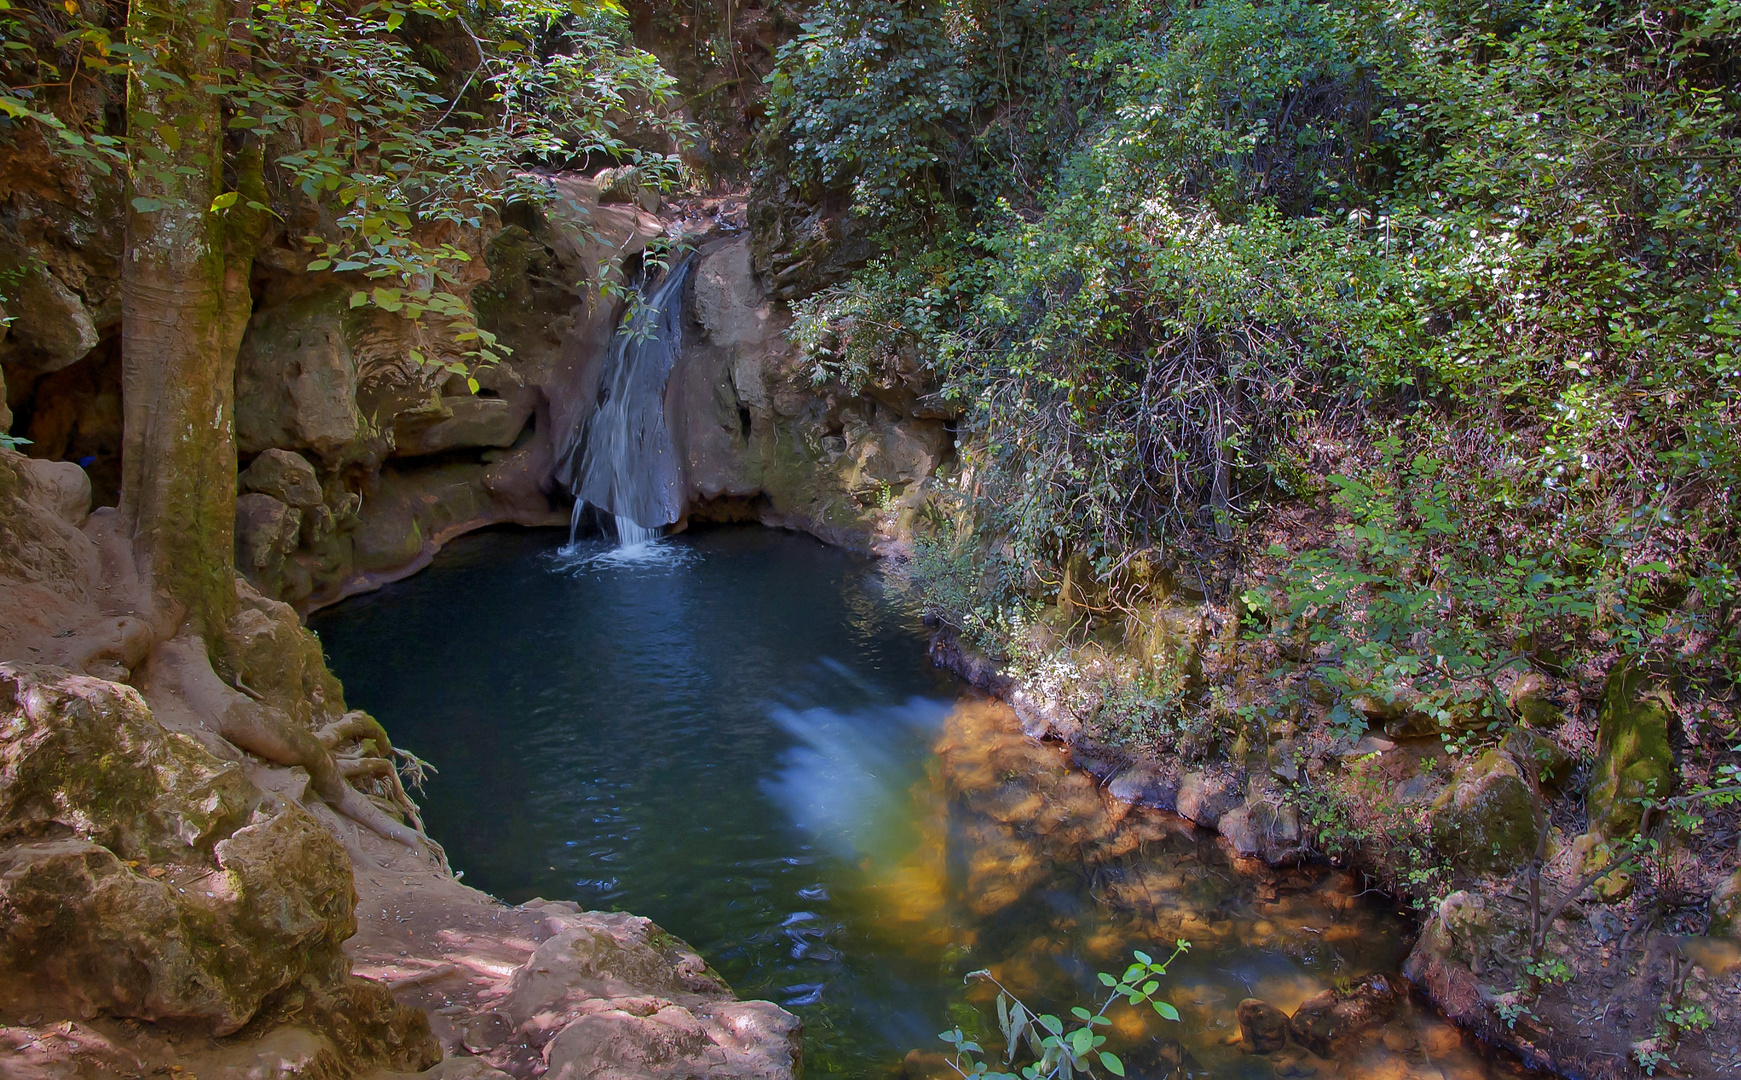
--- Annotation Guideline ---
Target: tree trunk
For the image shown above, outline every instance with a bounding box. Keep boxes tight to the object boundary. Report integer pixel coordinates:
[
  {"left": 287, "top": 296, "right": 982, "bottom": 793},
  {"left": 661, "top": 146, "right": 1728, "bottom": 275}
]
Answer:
[{"left": 120, "top": 0, "right": 256, "bottom": 637}]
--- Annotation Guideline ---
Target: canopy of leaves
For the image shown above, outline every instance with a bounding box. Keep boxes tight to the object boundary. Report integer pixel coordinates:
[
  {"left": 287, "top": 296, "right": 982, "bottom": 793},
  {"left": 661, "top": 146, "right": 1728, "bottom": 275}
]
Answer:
[{"left": 770, "top": 0, "right": 1741, "bottom": 706}]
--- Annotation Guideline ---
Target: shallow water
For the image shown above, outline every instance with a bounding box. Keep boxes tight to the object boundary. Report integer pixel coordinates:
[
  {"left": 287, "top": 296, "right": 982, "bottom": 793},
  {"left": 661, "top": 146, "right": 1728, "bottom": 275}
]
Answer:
[{"left": 312, "top": 526, "right": 1524, "bottom": 1078}]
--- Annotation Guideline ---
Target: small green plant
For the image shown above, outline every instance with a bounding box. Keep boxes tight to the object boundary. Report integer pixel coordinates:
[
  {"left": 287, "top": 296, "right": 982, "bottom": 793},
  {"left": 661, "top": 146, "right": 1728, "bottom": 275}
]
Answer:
[{"left": 938, "top": 943, "right": 1190, "bottom": 1079}]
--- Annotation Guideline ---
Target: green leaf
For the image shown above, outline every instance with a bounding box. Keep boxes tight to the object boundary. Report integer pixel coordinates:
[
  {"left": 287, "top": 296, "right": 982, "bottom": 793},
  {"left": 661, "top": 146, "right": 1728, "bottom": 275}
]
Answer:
[
  {"left": 209, "top": 191, "right": 238, "bottom": 211},
  {"left": 130, "top": 197, "right": 164, "bottom": 213},
  {"left": 349, "top": 291, "right": 368, "bottom": 308},
  {"left": 1098, "top": 1052, "right": 1125, "bottom": 1076},
  {"left": 1153, "top": 1001, "right": 1179, "bottom": 1021},
  {"left": 306, "top": 259, "right": 332, "bottom": 272},
  {"left": 155, "top": 123, "right": 180, "bottom": 150},
  {"left": 1037, "top": 1014, "right": 1063, "bottom": 1037}
]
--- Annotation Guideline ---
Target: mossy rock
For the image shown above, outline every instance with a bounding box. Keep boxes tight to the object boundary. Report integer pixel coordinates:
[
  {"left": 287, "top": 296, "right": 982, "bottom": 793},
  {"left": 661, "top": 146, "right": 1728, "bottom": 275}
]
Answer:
[
  {"left": 1709, "top": 869, "right": 1741, "bottom": 940},
  {"left": 1588, "top": 664, "right": 1675, "bottom": 838},
  {"left": 1429, "top": 749, "right": 1541, "bottom": 874}
]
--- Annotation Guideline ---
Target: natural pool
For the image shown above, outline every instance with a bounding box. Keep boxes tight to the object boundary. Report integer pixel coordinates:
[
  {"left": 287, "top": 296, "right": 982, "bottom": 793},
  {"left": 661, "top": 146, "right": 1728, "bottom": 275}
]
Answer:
[{"left": 312, "top": 526, "right": 1529, "bottom": 1079}]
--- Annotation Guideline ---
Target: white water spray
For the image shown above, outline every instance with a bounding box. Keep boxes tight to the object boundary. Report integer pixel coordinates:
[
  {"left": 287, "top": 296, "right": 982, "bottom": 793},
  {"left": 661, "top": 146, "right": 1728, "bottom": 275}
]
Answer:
[{"left": 560, "top": 257, "right": 694, "bottom": 547}]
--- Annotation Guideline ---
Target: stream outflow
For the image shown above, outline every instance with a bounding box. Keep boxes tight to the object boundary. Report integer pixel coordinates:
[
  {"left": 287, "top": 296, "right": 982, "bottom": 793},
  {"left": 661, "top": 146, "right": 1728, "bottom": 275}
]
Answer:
[{"left": 314, "top": 526, "right": 1528, "bottom": 1078}]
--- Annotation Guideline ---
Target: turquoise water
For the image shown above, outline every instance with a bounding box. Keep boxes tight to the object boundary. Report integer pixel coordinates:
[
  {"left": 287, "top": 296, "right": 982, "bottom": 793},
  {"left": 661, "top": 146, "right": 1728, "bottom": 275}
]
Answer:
[{"left": 312, "top": 526, "right": 1522, "bottom": 1079}]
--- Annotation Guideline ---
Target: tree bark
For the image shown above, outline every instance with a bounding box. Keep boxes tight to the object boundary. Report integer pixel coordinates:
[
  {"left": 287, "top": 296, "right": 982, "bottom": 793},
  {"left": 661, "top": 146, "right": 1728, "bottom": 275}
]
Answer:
[{"left": 120, "top": 0, "right": 256, "bottom": 637}]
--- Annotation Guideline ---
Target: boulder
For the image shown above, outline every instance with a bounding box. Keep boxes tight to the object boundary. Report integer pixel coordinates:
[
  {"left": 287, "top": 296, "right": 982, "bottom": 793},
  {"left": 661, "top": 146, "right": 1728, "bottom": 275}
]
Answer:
[
  {"left": 1501, "top": 727, "right": 1575, "bottom": 792},
  {"left": 236, "top": 492, "right": 302, "bottom": 572},
  {"left": 1710, "top": 869, "right": 1741, "bottom": 940},
  {"left": 0, "top": 665, "right": 359, "bottom": 1034},
  {"left": 235, "top": 289, "right": 363, "bottom": 461},
  {"left": 0, "top": 238, "right": 98, "bottom": 373},
  {"left": 0, "top": 665, "right": 259, "bottom": 860},
  {"left": 1176, "top": 771, "right": 1242, "bottom": 828},
  {"left": 1237, "top": 997, "right": 1290, "bottom": 1052},
  {"left": 1588, "top": 664, "right": 1675, "bottom": 838},
  {"left": 1107, "top": 764, "right": 1179, "bottom": 811},
  {"left": 16, "top": 456, "right": 91, "bottom": 527},
  {"left": 1287, "top": 974, "right": 1398, "bottom": 1057},
  {"left": 1507, "top": 671, "right": 1566, "bottom": 730},
  {"left": 394, "top": 395, "right": 532, "bottom": 457},
  {"left": 1428, "top": 748, "right": 1540, "bottom": 874},
  {"left": 241, "top": 448, "right": 324, "bottom": 508},
  {"left": 1219, "top": 799, "right": 1305, "bottom": 864}
]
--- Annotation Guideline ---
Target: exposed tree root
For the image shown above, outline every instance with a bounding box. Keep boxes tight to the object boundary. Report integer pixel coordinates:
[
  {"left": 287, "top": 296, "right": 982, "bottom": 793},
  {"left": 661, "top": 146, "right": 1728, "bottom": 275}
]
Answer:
[{"left": 219, "top": 697, "right": 427, "bottom": 851}]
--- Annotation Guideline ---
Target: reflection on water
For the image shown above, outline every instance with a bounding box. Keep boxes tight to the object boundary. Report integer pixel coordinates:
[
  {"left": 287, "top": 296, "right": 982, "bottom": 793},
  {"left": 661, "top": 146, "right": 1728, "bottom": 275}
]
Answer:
[{"left": 312, "top": 527, "right": 1528, "bottom": 1079}]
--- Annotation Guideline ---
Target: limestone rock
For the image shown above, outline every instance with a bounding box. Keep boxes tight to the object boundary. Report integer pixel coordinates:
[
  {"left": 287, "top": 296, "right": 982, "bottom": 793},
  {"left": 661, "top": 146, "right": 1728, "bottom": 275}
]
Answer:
[
  {"left": 1588, "top": 664, "right": 1675, "bottom": 838},
  {"left": 1501, "top": 726, "right": 1575, "bottom": 792},
  {"left": 0, "top": 239, "right": 98, "bottom": 373},
  {"left": 1710, "top": 869, "right": 1741, "bottom": 940},
  {"left": 694, "top": 240, "right": 773, "bottom": 350},
  {"left": 1107, "top": 764, "right": 1179, "bottom": 811},
  {"left": 237, "top": 492, "right": 302, "bottom": 572},
  {"left": 1287, "top": 974, "right": 1398, "bottom": 1057},
  {"left": 1219, "top": 799, "right": 1305, "bottom": 863},
  {"left": 0, "top": 665, "right": 360, "bottom": 1035},
  {"left": 394, "top": 396, "right": 531, "bottom": 457},
  {"left": 1176, "top": 771, "right": 1242, "bottom": 828},
  {"left": 0, "top": 664, "right": 258, "bottom": 860},
  {"left": 16, "top": 457, "right": 91, "bottom": 527},
  {"left": 1237, "top": 997, "right": 1290, "bottom": 1053},
  {"left": 224, "top": 579, "right": 346, "bottom": 727},
  {"left": 505, "top": 915, "right": 728, "bottom": 1025},
  {"left": 235, "top": 290, "right": 363, "bottom": 461},
  {"left": 241, "top": 448, "right": 323, "bottom": 508},
  {"left": 1428, "top": 748, "right": 1540, "bottom": 874}
]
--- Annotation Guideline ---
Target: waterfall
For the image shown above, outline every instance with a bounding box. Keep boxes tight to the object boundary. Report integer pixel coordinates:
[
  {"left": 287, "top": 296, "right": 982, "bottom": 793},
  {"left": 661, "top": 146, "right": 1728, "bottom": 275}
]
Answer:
[{"left": 562, "top": 257, "right": 694, "bottom": 547}]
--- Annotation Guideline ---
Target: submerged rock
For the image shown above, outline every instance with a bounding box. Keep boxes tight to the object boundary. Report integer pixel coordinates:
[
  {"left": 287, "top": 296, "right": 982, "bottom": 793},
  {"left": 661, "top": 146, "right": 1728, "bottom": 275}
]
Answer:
[
  {"left": 1237, "top": 997, "right": 1290, "bottom": 1052},
  {"left": 1287, "top": 973, "right": 1398, "bottom": 1057}
]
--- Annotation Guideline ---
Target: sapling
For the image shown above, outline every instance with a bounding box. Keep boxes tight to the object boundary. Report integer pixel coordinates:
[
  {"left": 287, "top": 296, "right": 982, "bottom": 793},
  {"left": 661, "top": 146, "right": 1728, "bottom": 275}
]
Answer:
[{"left": 938, "top": 942, "right": 1191, "bottom": 1080}]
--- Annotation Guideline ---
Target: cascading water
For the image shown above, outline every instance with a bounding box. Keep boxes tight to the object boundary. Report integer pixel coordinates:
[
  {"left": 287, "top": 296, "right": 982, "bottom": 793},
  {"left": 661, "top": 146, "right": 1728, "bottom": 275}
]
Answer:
[{"left": 560, "top": 256, "right": 694, "bottom": 547}]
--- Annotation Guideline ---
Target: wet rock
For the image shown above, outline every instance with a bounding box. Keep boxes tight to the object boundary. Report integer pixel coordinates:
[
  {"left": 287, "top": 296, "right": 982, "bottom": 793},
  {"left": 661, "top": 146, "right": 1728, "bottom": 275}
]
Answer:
[
  {"left": 240, "top": 448, "right": 323, "bottom": 508},
  {"left": 1710, "top": 869, "right": 1741, "bottom": 940},
  {"left": 1220, "top": 799, "right": 1305, "bottom": 863},
  {"left": 1177, "top": 771, "right": 1242, "bottom": 828},
  {"left": 235, "top": 289, "right": 363, "bottom": 461},
  {"left": 1238, "top": 997, "right": 1290, "bottom": 1052},
  {"left": 1287, "top": 974, "right": 1398, "bottom": 1057},
  {"left": 1428, "top": 748, "right": 1540, "bottom": 874},
  {"left": 1107, "top": 763, "right": 1179, "bottom": 811},
  {"left": 1588, "top": 664, "right": 1675, "bottom": 838}
]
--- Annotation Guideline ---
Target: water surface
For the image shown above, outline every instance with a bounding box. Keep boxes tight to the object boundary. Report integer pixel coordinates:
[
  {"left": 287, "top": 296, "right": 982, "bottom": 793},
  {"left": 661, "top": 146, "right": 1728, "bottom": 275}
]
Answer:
[{"left": 313, "top": 526, "right": 1522, "bottom": 1079}]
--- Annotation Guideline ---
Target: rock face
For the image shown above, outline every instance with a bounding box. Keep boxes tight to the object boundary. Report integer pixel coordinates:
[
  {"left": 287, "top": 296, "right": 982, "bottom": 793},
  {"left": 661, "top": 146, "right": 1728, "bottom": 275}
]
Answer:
[
  {"left": 0, "top": 665, "right": 366, "bottom": 1035},
  {"left": 1588, "top": 664, "right": 1675, "bottom": 838},
  {"left": 1428, "top": 746, "right": 1541, "bottom": 874}
]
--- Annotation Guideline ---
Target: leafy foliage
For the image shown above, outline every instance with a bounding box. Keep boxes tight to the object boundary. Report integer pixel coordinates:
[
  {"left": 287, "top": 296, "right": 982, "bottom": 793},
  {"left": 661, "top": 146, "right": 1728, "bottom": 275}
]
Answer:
[
  {"left": 0, "top": 0, "right": 686, "bottom": 371},
  {"left": 939, "top": 945, "right": 1188, "bottom": 1080},
  {"left": 769, "top": 0, "right": 1741, "bottom": 730}
]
